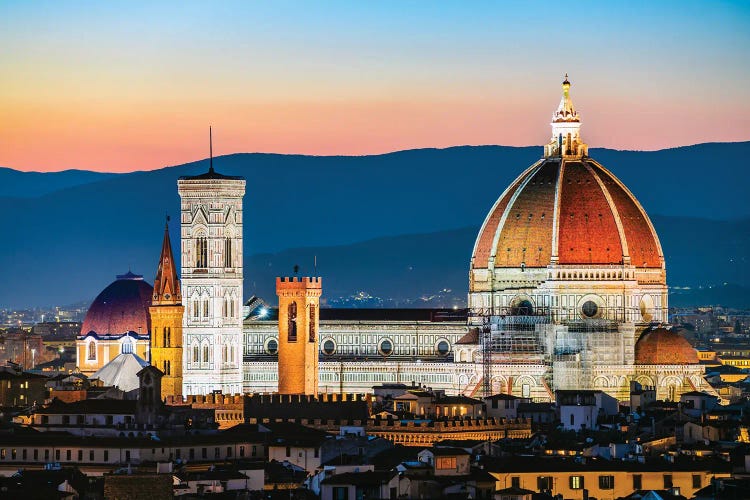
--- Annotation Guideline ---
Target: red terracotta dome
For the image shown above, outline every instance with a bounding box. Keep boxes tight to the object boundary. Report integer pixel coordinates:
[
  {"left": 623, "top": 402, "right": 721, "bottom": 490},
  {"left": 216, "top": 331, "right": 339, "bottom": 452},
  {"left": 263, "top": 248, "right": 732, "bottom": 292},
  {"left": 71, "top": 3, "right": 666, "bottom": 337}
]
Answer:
[
  {"left": 634, "top": 327, "right": 698, "bottom": 365},
  {"left": 80, "top": 272, "right": 153, "bottom": 336},
  {"left": 471, "top": 157, "right": 664, "bottom": 272}
]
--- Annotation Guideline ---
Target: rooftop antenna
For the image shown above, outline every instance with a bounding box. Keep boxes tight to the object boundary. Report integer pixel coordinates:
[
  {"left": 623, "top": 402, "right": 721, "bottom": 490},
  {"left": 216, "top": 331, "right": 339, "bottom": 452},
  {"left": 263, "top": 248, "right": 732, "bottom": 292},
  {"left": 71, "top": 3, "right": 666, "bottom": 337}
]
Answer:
[
  {"left": 293, "top": 264, "right": 299, "bottom": 275},
  {"left": 209, "top": 126, "right": 214, "bottom": 173},
  {"left": 314, "top": 255, "right": 317, "bottom": 276}
]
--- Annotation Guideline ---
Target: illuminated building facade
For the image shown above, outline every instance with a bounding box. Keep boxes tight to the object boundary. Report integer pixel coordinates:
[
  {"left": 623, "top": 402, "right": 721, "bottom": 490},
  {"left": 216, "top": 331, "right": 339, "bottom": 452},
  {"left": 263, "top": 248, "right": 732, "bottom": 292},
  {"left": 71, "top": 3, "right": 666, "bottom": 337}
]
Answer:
[{"left": 178, "top": 161, "right": 246, "bottom": 395}]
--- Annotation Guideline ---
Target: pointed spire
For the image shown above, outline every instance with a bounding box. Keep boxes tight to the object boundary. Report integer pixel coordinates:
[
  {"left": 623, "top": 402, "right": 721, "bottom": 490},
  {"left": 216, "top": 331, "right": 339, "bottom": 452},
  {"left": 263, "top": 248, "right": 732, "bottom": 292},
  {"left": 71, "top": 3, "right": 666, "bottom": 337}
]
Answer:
[
  {"left": 152, "top": 216, "right": 181, "bottom": 306},
  {"left": 544, "top": 75, "right": 588, "bottom": 158},
  {"left": 209, "top": 126, "right": 214, "bottom": 174}
]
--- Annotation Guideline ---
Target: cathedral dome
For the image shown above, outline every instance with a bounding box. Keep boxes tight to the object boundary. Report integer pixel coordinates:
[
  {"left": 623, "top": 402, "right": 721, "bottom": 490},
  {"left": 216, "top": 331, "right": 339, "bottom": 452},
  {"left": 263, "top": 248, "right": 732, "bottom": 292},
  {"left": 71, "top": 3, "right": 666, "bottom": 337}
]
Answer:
[
  {"left": 634, "top": 327, "right": 698, "bottom": 365},
  {"left": 471, "top": 158, "right": 663, "bottom": 271},
  {"left": 471, "top": 78, "right": 663, "bottom": 280},
  {"left": 81, "top": 272, "right": 153, "bottom": 336}
]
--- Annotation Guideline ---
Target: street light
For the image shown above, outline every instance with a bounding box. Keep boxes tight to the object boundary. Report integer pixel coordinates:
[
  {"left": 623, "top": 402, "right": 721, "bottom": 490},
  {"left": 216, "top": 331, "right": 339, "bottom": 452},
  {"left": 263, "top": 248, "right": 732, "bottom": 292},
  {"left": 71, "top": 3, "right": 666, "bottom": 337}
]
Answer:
[{"left": 30, "top": 348, "right": 36, "bottom": 369}]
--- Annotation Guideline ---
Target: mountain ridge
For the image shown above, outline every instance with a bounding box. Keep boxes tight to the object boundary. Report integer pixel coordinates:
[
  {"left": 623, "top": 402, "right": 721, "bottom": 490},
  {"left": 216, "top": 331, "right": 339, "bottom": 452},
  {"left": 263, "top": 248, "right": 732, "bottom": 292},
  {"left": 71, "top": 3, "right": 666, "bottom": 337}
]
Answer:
[{"left": 1, "top": 142, "right": 748, "bottom": 308}]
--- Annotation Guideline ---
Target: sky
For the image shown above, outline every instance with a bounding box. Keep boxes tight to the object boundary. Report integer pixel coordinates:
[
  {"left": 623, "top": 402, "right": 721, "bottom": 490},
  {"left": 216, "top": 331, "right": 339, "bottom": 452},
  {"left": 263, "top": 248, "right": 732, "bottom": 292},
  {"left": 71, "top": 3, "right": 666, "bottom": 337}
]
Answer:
[{"left": 1, "top": 1, "right": 749, "bottom": 172}]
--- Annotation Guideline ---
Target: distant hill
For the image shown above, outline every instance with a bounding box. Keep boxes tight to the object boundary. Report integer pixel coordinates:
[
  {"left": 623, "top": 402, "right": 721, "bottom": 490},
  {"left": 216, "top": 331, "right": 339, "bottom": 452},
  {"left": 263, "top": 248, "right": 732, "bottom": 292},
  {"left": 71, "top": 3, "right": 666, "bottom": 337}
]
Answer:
[
  {"left": 0, "top": 167, "right": 117, "bottom": 198},
  {"left": 246, "top": 217, "right": 750, "bottom": 308},
  {"left": 1, "top": 142, "right": 748, "bottom": 308}
]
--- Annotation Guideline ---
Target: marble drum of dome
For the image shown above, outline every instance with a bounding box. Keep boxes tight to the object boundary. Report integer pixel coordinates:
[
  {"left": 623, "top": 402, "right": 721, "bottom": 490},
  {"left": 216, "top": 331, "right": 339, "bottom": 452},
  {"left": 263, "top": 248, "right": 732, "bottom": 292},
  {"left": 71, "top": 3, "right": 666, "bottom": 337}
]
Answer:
[{"left": 469, "top": 77, "right": 667, "bottom": 325}]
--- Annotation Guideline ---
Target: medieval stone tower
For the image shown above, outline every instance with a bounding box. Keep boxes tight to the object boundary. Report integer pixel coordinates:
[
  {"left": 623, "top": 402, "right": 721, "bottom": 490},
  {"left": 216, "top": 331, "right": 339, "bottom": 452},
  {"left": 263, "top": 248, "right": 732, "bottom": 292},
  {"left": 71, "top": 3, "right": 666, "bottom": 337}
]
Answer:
[
  {"left": 149, "top": 220, "right": 184, "bottom": 399},
  {"left": 276, "top": 277, "right": 322, "bottom": 395},
  {"left": 178, "top": 144, "right": 246, "bottom": 396}
]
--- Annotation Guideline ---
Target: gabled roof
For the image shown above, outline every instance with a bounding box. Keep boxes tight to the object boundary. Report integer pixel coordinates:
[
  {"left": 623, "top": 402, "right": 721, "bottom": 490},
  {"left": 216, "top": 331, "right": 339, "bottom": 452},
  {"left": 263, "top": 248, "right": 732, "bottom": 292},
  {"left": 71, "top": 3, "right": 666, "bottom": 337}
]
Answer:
[{"left": 455, "top": 328, "right": 479, "bottom": 345}]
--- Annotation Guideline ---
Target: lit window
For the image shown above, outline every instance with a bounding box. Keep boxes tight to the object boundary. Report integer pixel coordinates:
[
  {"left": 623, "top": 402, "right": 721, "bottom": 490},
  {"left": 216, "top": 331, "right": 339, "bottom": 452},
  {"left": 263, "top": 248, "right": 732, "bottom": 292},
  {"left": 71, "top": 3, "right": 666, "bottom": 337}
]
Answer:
[{"left": 570, "top": 476, "right": 584, "bottom": 489}]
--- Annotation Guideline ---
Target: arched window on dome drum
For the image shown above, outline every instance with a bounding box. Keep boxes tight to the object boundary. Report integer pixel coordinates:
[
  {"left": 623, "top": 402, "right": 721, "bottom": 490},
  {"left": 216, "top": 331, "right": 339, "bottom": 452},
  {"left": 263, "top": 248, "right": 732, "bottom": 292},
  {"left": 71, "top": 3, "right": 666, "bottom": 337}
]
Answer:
[
  {"left": 88, "top": 341, "right": 96, "bottom": 360},
  {"left": 195, "top": 237, "right": 208, "bottom": 269},
  {"left": 309, "top": 304, "right": 316, "bottom": 342},
  {"left": 288, "top": 302, "right": 297, "bottom": 342},
  {"left": 224, "top": 237, "right": 232, "bottom": 268}
]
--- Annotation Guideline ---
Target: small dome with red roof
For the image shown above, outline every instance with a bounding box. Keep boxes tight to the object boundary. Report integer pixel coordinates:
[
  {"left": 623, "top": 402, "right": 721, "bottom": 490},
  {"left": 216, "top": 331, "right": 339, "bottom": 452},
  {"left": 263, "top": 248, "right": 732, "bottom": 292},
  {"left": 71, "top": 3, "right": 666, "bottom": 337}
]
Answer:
[{"left": 635, "top": 327, "right": 698, "bottom": 365}]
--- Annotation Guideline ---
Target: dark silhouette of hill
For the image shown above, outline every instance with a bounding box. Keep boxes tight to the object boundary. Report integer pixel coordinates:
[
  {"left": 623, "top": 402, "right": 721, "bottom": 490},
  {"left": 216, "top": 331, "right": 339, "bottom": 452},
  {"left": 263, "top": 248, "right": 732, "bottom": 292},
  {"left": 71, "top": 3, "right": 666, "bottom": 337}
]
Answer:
[
  {"left": 0, "top": 167, "right": 117, "bottom": 198},
  {"left": 246, "top": 217, "right": 750, "bottom": 308},
  {"left": 1, "top": 142, "right": 748, "bottom": 307}
]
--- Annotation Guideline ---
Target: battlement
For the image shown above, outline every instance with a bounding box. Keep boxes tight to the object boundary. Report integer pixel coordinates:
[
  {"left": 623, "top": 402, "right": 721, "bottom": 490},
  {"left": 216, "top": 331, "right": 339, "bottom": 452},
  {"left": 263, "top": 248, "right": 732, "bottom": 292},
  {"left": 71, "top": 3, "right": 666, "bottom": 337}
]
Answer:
[
  {"left": 276, "top": 276, "right": 323, "bottom": 291},
  {"left": 247, "top": 392, "right": 370, "bottom": 404},
  {"left": 166, "top": 393, "right": 245, "bottom": 406}
]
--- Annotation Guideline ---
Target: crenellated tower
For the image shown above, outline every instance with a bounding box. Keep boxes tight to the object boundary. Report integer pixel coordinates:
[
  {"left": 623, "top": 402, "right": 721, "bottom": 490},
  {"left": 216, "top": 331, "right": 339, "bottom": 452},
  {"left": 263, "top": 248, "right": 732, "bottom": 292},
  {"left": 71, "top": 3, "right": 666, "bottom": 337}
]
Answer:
[
  {"left": 149, "top": 219, "right": 184, "bottom": 399},
  {"left": 276, "top": 276, "right": 322, "bottom": 395}
]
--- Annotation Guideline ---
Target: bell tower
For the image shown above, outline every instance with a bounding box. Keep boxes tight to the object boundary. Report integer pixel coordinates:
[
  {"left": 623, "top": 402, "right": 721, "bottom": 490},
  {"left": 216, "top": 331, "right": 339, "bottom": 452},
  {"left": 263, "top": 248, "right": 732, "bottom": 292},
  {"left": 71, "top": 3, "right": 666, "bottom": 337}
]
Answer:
[
  {"left": 178, "top": 129, "right": 246, "bottom": 395},
  {"left": 149, "top": 218, "right": 184, "bottom": 399},
  {"left": 276, "top": 276, "right": 322, "bottom": 395}
]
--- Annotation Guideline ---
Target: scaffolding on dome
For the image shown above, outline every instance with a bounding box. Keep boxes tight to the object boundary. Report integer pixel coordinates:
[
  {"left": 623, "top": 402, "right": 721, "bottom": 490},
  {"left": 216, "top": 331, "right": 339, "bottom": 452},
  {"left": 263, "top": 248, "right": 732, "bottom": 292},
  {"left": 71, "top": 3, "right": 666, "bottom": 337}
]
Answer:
[
  {"left": 471, "top": 305, "right": 648, "bottom": 399},
  {"left": 470, "top": 306, "right": 552, "bottom": 398},
  {"left": 552, "top": 305, "right": 644, "bottom": 394}
]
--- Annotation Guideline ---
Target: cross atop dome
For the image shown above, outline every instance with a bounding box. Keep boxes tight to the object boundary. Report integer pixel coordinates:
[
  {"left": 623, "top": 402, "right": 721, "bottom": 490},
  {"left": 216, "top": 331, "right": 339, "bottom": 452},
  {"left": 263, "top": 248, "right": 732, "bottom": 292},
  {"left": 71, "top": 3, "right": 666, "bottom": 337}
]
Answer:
[{"left": 544, "top": 75, "right": 588, "bottom": 158}]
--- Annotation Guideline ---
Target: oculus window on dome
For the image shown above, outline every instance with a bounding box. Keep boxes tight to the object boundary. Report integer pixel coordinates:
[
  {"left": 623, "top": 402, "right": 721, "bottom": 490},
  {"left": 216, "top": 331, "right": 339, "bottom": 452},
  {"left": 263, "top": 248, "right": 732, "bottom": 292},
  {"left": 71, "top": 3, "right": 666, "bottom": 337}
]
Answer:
[
  {"left": 436, "top": 340, "right": 450, "bottom": 356},
  {"left": 322, "top": 339, "right": 336, "bottom": 356},
  {"left": 265, "top": 338, "right": 279, "bottom": 355},
  {"left": 581, "top": 300, "right": 599, "bottom": 319},
  {"left": 378, "top": 339, "right": 393, "bottom": 356},
  {"left": 511, "top": 299, "right": 534, "bottom": 316}
]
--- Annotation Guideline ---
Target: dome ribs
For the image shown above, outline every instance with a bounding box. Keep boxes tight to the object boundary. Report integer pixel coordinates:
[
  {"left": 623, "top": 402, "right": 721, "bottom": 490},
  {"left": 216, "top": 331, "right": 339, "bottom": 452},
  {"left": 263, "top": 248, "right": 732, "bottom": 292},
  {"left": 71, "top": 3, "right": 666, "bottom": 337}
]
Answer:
[
  {"left": 635, "top": 328, "right": 698, "bottom": 364},
  {"left": 593, "top": 164, "right": 663, "bottom": 268},
  {"left": 558, "top": 161, "right": 623, "bottom": 264},
  {"left": 493, "top": 161, "right": 557, "bottom": 268},
  {"left": 80, "top": 277, "right": 154, "bottom": 336},
  {"left": 472, "top": 163, "right": 538, "bottom": 269}
]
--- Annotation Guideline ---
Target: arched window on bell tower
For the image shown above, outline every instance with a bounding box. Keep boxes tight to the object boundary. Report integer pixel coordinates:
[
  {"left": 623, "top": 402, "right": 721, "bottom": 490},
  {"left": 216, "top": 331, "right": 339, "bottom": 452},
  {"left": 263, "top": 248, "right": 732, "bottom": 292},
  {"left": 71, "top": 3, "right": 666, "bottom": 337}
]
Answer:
[
  {"left": 224, "top": 237, "right": 232, "bottom": 268},
  {"left": 288, "top": 302, "right": 297, "bottom": 342},
  {"left": 196, "top": 236, "right": 208, "bottom": 269}
]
